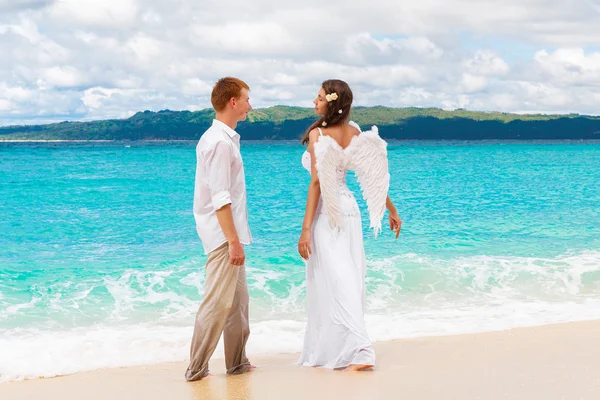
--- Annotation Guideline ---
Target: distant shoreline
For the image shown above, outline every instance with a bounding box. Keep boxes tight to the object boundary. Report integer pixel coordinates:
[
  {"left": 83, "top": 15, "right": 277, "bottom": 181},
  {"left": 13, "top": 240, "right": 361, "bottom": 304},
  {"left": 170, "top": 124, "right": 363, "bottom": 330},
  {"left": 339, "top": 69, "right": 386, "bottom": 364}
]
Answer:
[
  {"left": 0, "top": 139, "right": 198, "bottom": 143},
  {"left": 0, "top": 140, "right": 114, "bottom": 143},
  {"left": 2, "top": 106, "right": 600, "bottom": 141},
  {"left": 2, "top": 139, "right": 600, "bottom": 144}
]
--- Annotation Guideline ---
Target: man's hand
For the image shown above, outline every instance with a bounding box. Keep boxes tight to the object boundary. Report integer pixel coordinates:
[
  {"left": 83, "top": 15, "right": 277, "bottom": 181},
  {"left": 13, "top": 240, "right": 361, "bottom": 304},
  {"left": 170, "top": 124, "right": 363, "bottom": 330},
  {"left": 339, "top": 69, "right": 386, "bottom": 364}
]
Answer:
[
  {"left": 228, "top": 241, "right": 245, "bottom": 266},
  {"left": 214, "top": 204, "right": 245, "bottom": 266}
]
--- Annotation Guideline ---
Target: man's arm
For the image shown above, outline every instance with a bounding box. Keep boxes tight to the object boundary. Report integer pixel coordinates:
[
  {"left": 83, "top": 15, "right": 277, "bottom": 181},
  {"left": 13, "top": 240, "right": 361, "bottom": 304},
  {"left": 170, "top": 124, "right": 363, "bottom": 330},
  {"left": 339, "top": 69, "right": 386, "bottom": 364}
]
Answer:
[
  {"left": 206, "top": 141, "right": 245, "bottom": 266},
  {"left": 215, "top": 205, "right": 245, "bottom": 266}
]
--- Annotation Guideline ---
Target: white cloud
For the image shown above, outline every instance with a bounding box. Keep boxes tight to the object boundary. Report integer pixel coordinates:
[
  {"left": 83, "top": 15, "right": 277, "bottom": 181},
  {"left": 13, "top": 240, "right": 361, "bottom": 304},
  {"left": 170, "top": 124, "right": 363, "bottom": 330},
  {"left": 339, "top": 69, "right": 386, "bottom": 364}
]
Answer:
[
  {"left": 441, "top": 95, "right": 472, "bottom": 111},
  {"left": 459, "top": 74, "right": 489, "bottom": 93},
  {"left": 38, "top": 66, "right": 86, "bottom": 88},
  {"left": 344, "top": 34, "right": 443, "bottom": 65},
  {"left": 0, "top": 0, "right": 53, "bottom": 13},
  {"left": 180, "top": 79, "right": 213, "bottom": 97},
  {"left": 127, "top": 34, "right": 164, "bottom": 63},
  {"left": 489, "top": 93, "right": 519, "bottom": 110},
  {"left": 464, "top": 51, "right": 510, "bottom": 77},
  {"left": 191, "top": 22, "right": 296, "bottom": 55},
  {"left": 81, "top": 87, "right": 125, "bottom": 110},
  {"left": 49, "top": 0, "right": 138, "bottom": 27},
  {"left": 1, "top": 0, "right": 600, "bottom": 126},
  {"left": 516, "top": 82, "right": 574, "bottom": 108},
  {"left": 534, "top": 48, "right": 600, "bottom": 85},
  {"left": 0, "top": 98, "right": 15, "bottom": 111},
  {"left": 0, "top": 84, "right": 34, "bottom": 102}
]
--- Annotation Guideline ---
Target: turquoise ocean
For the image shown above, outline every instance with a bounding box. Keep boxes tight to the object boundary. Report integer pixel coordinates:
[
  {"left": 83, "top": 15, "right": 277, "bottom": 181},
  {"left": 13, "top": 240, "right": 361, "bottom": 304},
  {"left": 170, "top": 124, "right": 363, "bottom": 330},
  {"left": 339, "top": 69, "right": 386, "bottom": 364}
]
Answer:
[{"left": 1, "top": 139, "right": 600, "bottom": 381}]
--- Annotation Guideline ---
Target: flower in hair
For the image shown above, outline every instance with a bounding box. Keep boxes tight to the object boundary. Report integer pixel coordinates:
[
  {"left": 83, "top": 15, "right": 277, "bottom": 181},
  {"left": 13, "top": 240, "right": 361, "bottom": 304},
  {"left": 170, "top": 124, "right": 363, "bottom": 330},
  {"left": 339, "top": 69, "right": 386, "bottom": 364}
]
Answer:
[
  {"left": 325, "top": 92, "right": 338, "bottom": 102},
  {"left": 338, "top": 109, "right": 343, "bottom": 114},
  {"left": 322, "top": 121, "right": 327, "bottom": 126}
]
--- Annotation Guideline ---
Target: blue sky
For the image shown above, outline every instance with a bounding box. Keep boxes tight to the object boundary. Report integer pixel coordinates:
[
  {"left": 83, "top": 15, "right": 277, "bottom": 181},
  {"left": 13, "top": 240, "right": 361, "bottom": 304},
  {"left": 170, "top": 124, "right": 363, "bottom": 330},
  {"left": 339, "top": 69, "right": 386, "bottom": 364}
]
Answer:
[{"left": 1, "top": 0, "right": 599, "bottom": 126}]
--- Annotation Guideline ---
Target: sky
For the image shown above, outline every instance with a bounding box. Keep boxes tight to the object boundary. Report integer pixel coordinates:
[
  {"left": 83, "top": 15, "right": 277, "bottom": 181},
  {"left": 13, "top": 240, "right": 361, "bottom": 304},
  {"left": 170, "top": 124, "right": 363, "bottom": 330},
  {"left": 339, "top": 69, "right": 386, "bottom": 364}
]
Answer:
[{"left": 0, "top": 0, "right": 599, "bottom": 126}]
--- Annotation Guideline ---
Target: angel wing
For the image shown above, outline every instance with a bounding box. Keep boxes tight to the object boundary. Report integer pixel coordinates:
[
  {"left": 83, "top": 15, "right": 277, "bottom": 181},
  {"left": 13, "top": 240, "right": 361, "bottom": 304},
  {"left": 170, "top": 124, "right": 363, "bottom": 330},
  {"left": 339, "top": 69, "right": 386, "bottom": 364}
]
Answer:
[
  {"left": 313, "top": 135, "right": 344, "bottom": 231},
  {"left": 348, "top": 125, "right": 390, "bottom": 237}
]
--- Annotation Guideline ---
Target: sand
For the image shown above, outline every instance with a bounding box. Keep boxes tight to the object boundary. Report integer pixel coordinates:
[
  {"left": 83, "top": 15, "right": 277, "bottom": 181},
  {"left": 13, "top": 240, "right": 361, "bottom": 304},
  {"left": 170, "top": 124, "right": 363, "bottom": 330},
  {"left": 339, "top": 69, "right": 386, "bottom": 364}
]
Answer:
[{"left": 1, "top": 320, "right": 600, "bottom": 400}]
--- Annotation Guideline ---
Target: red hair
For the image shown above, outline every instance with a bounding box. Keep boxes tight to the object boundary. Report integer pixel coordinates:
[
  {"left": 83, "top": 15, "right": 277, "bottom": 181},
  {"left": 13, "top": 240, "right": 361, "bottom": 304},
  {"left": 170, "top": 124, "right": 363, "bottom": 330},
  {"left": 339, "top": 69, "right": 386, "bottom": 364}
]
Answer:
[{"left": 211, "top": 77, "right": 250, "bottom": 112}]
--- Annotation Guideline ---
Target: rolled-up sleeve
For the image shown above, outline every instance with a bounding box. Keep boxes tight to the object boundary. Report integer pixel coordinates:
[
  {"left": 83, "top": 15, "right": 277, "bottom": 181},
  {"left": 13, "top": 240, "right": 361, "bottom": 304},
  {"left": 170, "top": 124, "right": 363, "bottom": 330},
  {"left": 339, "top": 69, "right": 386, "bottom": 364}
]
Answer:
[{"left": 205, "top": 141, "right": 232, "bottom": 210}]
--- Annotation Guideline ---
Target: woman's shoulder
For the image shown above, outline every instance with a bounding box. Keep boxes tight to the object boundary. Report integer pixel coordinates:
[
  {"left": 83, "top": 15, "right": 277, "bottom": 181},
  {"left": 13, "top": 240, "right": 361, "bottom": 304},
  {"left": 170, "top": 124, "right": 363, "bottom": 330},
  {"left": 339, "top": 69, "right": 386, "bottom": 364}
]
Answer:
[
  {"left": 348, "top": 121, "right": 362, "bottom": 134},
  {"left": 308, "top": 127, "right": 322, "bottom": 142},
  {"left": 348, "top": 121, "right": 380, "bottom": 134}
]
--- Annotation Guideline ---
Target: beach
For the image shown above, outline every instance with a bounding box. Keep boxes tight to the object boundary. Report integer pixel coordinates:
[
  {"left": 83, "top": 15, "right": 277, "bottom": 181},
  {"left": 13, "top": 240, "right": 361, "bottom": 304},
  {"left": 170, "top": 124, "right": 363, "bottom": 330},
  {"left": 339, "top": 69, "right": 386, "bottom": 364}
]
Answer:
[
  {"left": 2, "top": 142, "right": 600, "bottom": 395},
  {"left": 3, "top": 0, "right": 600, "bottom": 397},
  {"left": 1, "top": 320, "right": 599, "bottom": 400}
]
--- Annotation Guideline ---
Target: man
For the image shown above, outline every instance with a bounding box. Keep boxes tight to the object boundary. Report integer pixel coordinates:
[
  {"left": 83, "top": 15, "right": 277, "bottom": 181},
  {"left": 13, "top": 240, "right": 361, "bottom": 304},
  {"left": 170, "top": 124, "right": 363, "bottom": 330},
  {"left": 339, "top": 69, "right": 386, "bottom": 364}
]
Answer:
[{"left": 185, "top": 77, "right": 253, "bottom": 382}]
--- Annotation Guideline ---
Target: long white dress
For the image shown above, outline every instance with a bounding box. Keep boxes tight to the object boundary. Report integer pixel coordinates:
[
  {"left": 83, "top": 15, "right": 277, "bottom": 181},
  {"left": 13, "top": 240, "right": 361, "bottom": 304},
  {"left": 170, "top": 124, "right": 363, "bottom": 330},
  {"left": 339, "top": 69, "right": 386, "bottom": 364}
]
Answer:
[{"left": 298, "top": 121, "right": 390, "bottom": 369}]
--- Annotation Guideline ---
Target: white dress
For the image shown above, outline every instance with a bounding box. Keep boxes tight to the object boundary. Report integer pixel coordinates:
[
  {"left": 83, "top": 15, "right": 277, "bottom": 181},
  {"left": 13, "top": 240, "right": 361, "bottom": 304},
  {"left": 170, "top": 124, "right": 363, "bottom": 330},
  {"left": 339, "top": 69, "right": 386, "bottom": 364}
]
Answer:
[{"left": 298, "top": 122, "right": 390, "bottom": 369}]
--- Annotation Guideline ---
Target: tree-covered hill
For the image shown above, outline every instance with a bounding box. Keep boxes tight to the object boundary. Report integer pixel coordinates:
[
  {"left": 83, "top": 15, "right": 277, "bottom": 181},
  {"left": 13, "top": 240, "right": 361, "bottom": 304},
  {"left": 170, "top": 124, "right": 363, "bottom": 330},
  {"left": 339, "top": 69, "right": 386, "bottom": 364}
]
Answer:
[{"left": 1, "top": 106, "right": 599, "bottom": 141}]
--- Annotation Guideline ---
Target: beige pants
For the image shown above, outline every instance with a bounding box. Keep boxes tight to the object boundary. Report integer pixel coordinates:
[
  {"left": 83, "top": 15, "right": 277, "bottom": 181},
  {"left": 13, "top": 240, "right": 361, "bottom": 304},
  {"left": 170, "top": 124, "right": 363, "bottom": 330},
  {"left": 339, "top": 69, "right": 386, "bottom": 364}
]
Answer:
[{"left": 185, "top": 243, "right": 251, "bottom": 381}]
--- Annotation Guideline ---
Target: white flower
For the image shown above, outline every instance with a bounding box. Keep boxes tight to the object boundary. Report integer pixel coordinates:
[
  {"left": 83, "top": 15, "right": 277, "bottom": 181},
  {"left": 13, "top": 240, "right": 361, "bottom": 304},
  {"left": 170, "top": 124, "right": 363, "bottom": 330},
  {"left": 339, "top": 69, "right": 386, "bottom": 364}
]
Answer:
[
  {"left": 338, "top": 109, "right": 343, "bottom": 114},
  {"left": 322, "top": 121, "right": 327, "bottom": 126},
  {"left": 325, "top": 92, "right": 338, "bottom": 102}
]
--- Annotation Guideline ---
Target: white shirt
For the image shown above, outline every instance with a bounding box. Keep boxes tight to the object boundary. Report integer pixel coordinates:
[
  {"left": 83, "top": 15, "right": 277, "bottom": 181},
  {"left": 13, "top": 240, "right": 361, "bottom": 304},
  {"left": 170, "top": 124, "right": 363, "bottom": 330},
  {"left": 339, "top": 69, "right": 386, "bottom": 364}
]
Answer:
[{"left": 193, "top": 119, "right": 252, "bottom": 254}]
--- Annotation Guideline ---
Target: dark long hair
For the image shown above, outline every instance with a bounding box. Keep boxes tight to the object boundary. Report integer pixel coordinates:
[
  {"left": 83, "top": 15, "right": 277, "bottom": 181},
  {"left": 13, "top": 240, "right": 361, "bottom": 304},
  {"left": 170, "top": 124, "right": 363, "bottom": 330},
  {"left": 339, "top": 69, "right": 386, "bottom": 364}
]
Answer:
[{"left": 302, "top": 79, "right": 353, "bottom": 145}]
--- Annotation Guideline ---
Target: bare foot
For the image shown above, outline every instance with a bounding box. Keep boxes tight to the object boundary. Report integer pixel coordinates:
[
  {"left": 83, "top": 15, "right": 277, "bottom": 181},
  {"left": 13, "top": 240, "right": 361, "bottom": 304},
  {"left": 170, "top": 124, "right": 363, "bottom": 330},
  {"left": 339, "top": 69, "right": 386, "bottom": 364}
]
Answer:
[
  {"left": 249, "top": 365, "right": 257, "bottom": 371},
  {"left": 342, "top": 364, "right": 373, "bottom": 372}
]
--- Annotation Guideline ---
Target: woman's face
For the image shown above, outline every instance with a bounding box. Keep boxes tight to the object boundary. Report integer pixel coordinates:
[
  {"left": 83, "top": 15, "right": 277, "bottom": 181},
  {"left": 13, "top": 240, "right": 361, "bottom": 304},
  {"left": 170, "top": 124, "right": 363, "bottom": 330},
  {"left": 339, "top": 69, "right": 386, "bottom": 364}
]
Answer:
[{"left": 313, "top": 87, "right": 328, "bottom": 116}]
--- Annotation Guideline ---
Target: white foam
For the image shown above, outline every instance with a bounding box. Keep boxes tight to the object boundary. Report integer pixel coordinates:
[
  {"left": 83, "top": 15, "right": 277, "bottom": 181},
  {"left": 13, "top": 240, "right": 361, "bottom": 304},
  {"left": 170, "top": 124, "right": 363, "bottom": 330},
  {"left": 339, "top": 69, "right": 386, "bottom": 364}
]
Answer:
[
  {"left": 364, "top": 250, "right": 600, "bottom": 312},
  {"left": 1, "top": 296, "right": 41, "bottom": 319},
  {"left": 2, "top": 250, "right": 600, "bottom": 382},
  {"left": 3, "top": 298, "right": 600, "bottom": 383},
  {"left": 366, "top": 298, "right": 600, "bottom": 341},
  {"left": 0, "top": 320, "right": 304, "bottom": 383}
]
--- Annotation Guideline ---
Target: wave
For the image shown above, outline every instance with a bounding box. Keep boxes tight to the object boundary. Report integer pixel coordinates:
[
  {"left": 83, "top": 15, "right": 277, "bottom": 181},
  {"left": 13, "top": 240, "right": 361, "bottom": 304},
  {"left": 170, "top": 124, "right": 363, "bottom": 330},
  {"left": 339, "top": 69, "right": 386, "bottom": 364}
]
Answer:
[
  {"left": 2, "top": 250, "right": 600, "bottom": 381},
  {"left": 3, "top": 299, "right": 600, "bottom": 382}
]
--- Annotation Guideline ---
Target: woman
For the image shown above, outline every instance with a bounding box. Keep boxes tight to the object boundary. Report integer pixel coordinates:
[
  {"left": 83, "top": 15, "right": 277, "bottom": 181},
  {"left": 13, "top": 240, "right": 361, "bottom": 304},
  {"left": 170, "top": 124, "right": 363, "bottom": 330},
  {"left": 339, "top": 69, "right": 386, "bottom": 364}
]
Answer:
[{"left": 297, "top": 79, "right": 402, "bottom": 371}]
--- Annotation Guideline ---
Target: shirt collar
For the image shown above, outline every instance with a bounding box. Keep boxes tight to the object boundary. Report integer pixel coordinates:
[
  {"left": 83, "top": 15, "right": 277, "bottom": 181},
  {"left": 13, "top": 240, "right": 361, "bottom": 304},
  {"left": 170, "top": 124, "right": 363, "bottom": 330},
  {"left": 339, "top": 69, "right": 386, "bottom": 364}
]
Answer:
[{"left": 212, "top": 119, "right": 239, "bottom": 139}]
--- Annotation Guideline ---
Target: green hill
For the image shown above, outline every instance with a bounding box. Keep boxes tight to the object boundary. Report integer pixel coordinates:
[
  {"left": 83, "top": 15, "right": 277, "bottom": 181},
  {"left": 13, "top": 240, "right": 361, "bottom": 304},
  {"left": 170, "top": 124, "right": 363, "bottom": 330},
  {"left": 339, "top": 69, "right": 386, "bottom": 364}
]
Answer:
[{"left": 1, "top": 106, "right": 599, "bottom": 141}]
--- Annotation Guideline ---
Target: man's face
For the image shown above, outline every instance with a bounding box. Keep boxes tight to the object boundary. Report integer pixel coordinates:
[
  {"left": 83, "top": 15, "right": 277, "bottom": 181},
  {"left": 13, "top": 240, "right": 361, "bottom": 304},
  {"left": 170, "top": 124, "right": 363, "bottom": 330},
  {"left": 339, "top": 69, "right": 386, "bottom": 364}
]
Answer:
[{"left": 233, "top": 88, "right": 252, "bottom": 122}]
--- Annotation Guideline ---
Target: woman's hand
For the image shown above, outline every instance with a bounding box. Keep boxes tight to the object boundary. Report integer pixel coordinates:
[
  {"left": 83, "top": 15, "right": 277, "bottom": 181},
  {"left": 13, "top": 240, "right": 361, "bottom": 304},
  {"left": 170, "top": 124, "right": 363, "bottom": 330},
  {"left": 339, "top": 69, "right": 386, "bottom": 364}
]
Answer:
[
  {"left": 388, "top": 212, "right": 402, "bottom": 239},
  {"left": 298, "top": 229, "right": 312, "bottom": 260}
]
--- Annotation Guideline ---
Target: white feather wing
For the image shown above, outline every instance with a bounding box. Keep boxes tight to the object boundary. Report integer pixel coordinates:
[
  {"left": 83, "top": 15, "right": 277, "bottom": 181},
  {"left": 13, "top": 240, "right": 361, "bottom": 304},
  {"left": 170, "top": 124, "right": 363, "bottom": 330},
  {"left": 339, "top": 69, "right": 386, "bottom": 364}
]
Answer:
[
  {"left": 313, "top": 135, "right": 343, "bottom": 230},
  {"left": 349, "top": 126, "right": 390, "bottom": 237}
]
